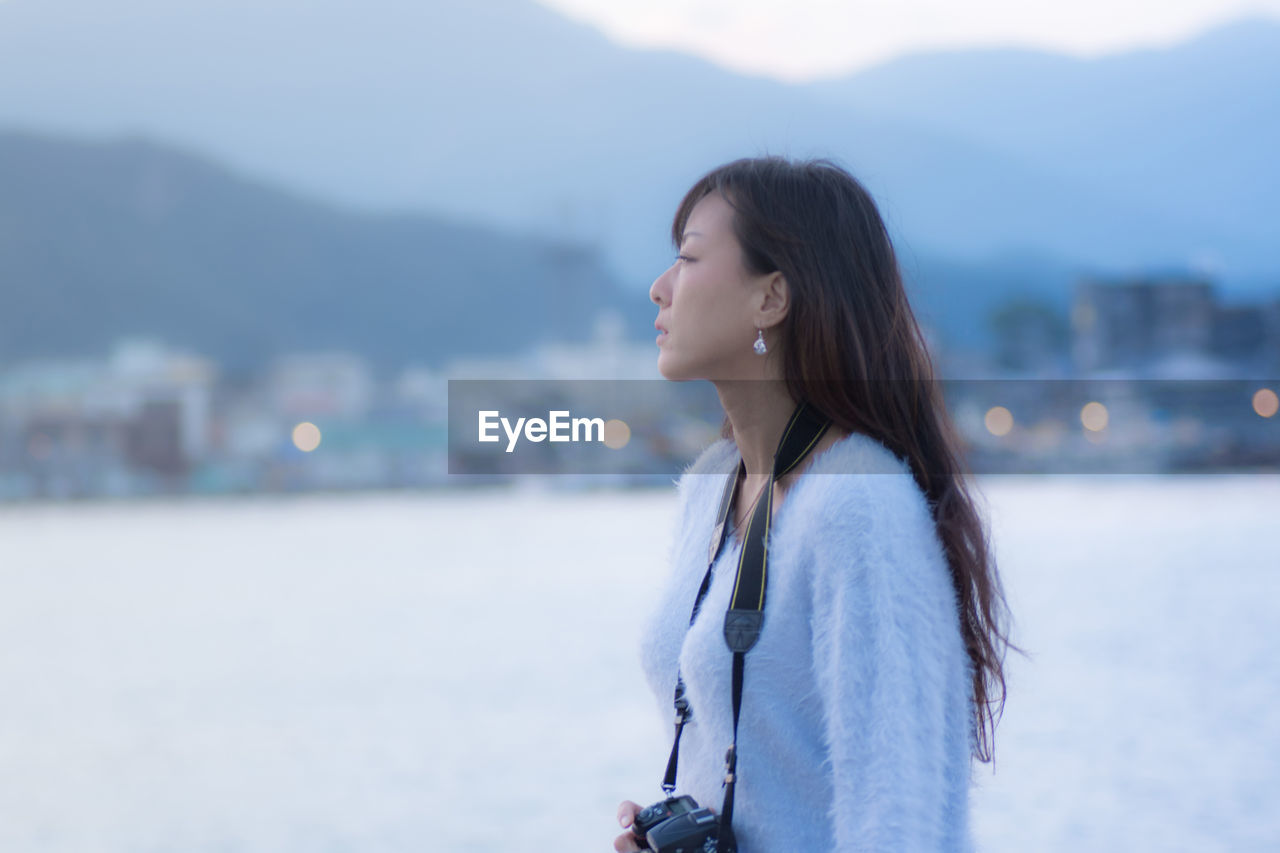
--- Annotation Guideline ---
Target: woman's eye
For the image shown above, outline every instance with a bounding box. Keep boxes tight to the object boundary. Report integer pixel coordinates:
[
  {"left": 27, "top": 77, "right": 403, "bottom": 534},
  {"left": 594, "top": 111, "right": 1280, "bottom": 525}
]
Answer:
[{"left": 675, "top": 253, "right": 693, "bottom": 263}]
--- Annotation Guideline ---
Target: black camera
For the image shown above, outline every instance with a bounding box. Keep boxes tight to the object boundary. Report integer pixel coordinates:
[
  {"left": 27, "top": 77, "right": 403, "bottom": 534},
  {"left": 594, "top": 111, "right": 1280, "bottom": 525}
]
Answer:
[{"left": 630, "top": 795, "right": 727, "bottom": 853}]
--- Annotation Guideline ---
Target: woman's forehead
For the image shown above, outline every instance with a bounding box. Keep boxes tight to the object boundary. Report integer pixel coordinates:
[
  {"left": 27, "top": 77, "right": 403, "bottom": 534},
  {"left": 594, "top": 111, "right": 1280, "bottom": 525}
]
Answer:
[{"left": 683, "top": 193, "right": 734, "bottom": 240}]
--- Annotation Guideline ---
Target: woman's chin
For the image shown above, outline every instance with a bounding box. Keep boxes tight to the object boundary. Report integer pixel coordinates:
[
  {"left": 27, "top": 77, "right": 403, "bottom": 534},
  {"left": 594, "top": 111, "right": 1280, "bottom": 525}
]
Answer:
[{"left": 656, "top": 352, "right": 690, "bottom": 382}]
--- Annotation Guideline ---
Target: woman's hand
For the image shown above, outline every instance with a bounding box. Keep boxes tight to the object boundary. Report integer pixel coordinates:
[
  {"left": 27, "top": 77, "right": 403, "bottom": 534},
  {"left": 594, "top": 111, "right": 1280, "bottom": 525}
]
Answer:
[{"left": 613, "top": 800, "right": 645, "bottom": 852}]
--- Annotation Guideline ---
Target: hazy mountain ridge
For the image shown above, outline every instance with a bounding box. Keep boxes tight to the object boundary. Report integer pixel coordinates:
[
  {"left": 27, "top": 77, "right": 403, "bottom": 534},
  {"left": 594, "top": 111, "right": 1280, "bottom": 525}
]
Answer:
[
  {"left": 0, "top": 129, "right": 631, "bottom": 372},
  {"left": 1, "top": 2, "right": 1275, "bottom": 290},
  {"left": 805, "top": 16, "right": 1280, "bottom": 261},
  {"left": 0, "top": 125, "right": 1110, "bottom": 365}
]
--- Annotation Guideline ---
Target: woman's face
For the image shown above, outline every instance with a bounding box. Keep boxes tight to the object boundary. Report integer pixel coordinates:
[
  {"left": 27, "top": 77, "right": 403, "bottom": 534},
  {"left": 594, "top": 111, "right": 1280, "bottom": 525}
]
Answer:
[{"left": 649, "top": 192, "right": 765, "bottom": 381}]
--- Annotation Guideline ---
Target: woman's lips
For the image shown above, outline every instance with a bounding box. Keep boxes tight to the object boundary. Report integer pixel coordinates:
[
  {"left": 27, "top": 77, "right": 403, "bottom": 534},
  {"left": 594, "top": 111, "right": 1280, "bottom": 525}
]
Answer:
[{"left": 655, "top": 330, "right": 668, "bottom": 345}]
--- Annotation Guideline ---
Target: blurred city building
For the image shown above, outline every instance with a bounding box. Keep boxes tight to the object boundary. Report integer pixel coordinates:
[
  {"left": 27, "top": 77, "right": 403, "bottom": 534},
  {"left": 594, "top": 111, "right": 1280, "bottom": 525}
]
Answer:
[
  {"left": 1071, "top": 275, "right": 1280, "bottom": 375},
  {"left": 0, "top": 338, "right": 216, "bottom": 498}
]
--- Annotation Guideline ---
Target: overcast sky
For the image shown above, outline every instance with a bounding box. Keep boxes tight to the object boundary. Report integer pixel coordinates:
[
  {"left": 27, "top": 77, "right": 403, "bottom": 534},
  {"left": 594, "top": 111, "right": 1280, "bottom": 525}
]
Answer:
[{"left": 535, "top": 0, "right": 1280, "bottom": 81}]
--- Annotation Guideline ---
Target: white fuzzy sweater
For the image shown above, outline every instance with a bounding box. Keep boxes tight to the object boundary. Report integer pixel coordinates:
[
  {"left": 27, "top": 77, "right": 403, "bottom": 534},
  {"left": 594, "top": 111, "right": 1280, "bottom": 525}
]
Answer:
[{"left": 638, "top": 431, "right": 976, "bottom": 852}]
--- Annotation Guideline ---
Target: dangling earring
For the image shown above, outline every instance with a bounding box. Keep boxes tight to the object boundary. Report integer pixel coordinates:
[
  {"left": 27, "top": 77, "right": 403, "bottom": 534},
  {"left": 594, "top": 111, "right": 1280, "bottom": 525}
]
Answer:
[{"left": 753, "top": 328, "right": 767, "bottom": 355}]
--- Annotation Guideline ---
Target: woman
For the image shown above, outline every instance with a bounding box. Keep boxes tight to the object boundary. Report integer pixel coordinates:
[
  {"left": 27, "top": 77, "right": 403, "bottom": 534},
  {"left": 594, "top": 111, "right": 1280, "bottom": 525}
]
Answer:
[{"left": 614, "top": 156, "right": 1020, "bottom": 852}]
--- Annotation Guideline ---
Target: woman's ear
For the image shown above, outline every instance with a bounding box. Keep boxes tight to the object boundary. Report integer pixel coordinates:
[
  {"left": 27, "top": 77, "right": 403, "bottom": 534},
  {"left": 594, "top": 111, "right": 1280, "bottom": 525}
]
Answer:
[{"left": 756, "top": 270, "right": 789, "bottom": 327}]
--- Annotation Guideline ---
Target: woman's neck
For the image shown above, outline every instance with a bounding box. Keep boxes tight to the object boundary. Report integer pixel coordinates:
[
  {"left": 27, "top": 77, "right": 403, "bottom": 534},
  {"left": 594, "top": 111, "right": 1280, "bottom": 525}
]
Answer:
[{"left": 713, "top": 379, "right": 800, "bottom": 479}]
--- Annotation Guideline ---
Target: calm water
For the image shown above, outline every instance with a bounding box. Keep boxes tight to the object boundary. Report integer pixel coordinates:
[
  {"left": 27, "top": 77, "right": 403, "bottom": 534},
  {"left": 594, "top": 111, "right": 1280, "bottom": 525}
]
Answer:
[{"left": 1, "top": 476, "right": 1278, "bottom": 852}]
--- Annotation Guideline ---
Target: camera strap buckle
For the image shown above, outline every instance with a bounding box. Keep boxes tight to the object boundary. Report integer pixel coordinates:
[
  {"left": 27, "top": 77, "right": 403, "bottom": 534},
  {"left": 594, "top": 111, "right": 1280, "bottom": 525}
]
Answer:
[{"left": 674, "top": 685, "right": 691, "bottom": 724}]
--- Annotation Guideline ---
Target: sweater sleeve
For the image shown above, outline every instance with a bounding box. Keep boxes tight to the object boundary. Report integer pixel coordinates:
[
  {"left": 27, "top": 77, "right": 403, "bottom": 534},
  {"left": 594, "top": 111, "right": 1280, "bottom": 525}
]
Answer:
[{"left": 809, "top": 479, "right": 960, "bottom": 852}]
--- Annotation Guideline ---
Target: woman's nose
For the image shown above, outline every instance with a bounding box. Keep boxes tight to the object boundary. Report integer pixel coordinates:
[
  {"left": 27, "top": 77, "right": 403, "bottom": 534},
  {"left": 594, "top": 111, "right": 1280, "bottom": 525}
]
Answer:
[{"left": 650, "top": 268, "right": 670, "bottom": 306}]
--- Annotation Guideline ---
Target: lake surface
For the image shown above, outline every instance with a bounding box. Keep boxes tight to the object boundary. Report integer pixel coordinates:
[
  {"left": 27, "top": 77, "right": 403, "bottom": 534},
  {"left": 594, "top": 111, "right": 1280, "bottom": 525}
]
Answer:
[{"left": 1, "top": 475, "right": 1278, "bottom": 852}]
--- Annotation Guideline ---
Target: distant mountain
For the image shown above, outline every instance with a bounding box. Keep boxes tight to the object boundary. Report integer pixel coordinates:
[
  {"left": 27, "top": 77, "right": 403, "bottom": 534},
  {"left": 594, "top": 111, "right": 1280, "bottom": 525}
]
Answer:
[
  {"left": 1, "top": 1, "right": 1276, "bottom": 294},
  {"left": 0, "top": 129, "right": 633, "bottom": 373},
  {"left": 804, "top": 15, "right": 1280, "bottom": 282}
]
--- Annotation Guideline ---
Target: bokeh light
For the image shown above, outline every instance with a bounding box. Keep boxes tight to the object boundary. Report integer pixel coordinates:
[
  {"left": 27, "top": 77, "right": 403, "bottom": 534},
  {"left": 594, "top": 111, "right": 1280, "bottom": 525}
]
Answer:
[
  {"left": 1081, "top": 401, "right": 1109, "bottom": 432},
  {"left": 292, "top": 421, "right": 322, "bottom": 452},
  {"left": 1253, "top": 388, "right": 1278, "bottom": 418},
  {"left": 603, "top": 418, "right": 631, "bottom": 449},
  {"left": 984, "top": 406, "right": 1014, "bottom": 436}
]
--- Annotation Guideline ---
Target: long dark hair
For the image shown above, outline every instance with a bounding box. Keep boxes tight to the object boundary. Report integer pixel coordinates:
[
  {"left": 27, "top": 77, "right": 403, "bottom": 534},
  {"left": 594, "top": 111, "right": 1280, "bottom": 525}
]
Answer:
[{"left": 671, "top": 155, "right": 1024, "bottom": 765}]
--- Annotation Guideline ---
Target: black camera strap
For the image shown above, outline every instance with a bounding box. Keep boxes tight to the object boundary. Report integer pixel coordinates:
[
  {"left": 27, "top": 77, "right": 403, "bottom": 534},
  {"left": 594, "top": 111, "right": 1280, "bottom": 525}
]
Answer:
[{"left": 661, "top": 400, "right": 832, "bottom": 852}]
